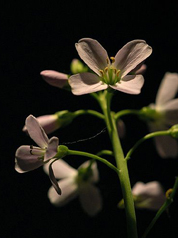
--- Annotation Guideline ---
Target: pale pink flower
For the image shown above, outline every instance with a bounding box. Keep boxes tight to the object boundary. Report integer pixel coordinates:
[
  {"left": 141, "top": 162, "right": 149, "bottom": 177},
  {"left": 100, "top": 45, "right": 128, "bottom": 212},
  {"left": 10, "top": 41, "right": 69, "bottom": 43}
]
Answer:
[
  {"left": 40, "top": 70, "right": 68, "bottom": 88},
  {"left": 69, "top": 38, "right": 152, "bottom": 95},
  {"left": 145, "top": 72, "right": 178, "bottom": 158},
  {"left": 132, "top": 181, "right": 166, "bottom": 210},
  {"left": 44, "top": 159, "right": 102, "bottom": 216},
  {"left": 15, "top": 115, "right": 59, "bottom": 173}
]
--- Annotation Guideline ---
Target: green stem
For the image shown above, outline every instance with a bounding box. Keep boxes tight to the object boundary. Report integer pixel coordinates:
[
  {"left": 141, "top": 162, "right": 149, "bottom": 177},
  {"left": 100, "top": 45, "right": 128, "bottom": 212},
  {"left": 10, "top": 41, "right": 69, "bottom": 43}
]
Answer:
[
  {"left": 125, "top": 130, "right": 170, "bottom": 160},
  {"left": 73, "top": 109, "right": 104, "bottom": 120},
  {"left": 99, "top": 90, "right": 138, "bottom": 238},
  {"left": 67, "top": 149, "right": 119, "bottom": 174},
  {"left": 97, "top": 150, "right": 114, "bottom": 157},
  {"left": 115, "top": 109, "right": 140, "bottom": 120},
  {"left": 142, "top": 177, "right": 178, "bottom": 238}
]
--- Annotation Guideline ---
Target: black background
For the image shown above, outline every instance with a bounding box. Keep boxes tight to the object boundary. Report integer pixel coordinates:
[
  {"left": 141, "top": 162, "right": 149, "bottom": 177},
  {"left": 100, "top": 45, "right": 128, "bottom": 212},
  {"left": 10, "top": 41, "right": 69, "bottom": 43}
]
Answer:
[{"left": 1, "top": 1, "right": 178, "bottom": 238}]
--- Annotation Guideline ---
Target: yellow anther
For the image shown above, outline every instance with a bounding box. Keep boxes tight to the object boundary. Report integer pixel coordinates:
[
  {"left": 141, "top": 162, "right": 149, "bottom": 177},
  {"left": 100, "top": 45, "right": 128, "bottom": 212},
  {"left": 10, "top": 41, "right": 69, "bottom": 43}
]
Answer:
[
  {"left": 106, "top": 57, "right": 110, "bottom": 64},
  {"left": 99, "top": 70, "right": 104, "bottom": 76},
  {"left": 104, "top": 67, "right": 108, "bottom": 72},
  {"left": 110, "top": 57, "right": 115, "bottom": 63},
  {"left": 166, "top": 188, "right": 173, "bottom": 198},
  {"left": 117, "top": 69, "right": 121, "bottom": 77}
]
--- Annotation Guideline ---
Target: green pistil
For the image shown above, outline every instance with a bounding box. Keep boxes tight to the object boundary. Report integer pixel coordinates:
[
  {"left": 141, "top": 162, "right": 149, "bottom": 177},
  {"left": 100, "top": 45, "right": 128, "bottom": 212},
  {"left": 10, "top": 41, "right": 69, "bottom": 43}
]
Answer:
[{"left": 100, "top": 66, "right": 121, "bottom": 85}]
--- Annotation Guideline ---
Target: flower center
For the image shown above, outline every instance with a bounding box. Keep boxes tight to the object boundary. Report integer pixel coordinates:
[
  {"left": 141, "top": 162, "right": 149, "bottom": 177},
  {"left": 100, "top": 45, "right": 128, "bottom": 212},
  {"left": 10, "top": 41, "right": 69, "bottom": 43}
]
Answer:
[
  {"left": 99, "top": 57, "right": 121, "bottom": 85},
  {"left": 30, "top": 145, "right": 46, "bottom": 160}
]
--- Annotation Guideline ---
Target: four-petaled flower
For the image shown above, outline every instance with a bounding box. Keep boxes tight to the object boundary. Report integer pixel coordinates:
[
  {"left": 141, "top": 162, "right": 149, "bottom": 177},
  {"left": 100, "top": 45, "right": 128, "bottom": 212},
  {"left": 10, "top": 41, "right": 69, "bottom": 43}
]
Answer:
[
  {"left": 69, "top": 38, "right": 152, "bottom": 95},
  {"left": 15, "top": 115, "right": 59, "bottom": 173},
  {"left": 141, "top": 72, "right": 178, "bottom": 158},
  {"left": 44, "top": 159, "right": 102, "bottom": 216}
]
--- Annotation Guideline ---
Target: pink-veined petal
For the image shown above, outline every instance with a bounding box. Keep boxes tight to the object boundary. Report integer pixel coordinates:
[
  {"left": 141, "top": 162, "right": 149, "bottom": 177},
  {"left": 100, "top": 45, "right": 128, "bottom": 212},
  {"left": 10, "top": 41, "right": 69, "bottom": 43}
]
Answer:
[
  {"left": 69, "top": 73, "right": 107, "bottom": 95},
  {"left": 48, "top": 177, "right": 78, "bottom": 206},
  {"left": 76, "top": 38, "right": 109, "bottom": 75},
  {"left": 43, "top": 159, "right": 77, "bottom": 179},
  {"left": 110, "top": 75, "right": 144, "bottom": 94},
  {"left": 40, "top": 70, "right": 68, "bottom": 88},
  {"left": 156, "top": 72, "right": 178, "bottom": 105},
  {"left": 78, "top": 161, "right": 99, "bottom": 183},
  {"left": 114, "top": 40, "right": 152, "bottom": 78},
  {"left": 26, "top": 115, "right": 49, "bottom": 148},
  {"left": 15, "top": 145, "right": 44, "bottom": 173},
  {"left": 44, "top": 137, "right": 59, "bottom": 161},
  {"left": 79, "top": 183, "right": 102, "bottom": 216}
]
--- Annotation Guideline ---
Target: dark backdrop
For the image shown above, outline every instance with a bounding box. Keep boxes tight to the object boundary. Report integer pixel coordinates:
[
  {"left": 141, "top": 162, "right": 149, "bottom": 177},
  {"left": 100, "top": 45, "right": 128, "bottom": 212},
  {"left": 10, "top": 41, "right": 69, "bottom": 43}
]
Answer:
[{"left": 1, "top": 1, "right": 178, "bottom": 238}]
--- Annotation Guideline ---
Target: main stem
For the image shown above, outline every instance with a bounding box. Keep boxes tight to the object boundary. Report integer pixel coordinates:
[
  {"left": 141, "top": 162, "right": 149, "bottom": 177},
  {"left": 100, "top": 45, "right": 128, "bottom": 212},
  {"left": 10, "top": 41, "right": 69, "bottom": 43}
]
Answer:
[{"left": 99, "top": 91, "right": 138, "bottom": 238}]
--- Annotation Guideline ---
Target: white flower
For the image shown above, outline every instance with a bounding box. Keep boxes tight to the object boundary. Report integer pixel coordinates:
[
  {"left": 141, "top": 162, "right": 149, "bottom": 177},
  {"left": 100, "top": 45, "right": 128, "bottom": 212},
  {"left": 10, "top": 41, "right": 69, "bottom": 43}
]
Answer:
[
  {"left": 44, "top": 159, "right": 102, "bottom": 216},
  {"left": 132, "top": 181, "right": 166, "bottom": 210},
  {"left": 143, "top": 72, "right": 178, "bottom": 158},
  {"left": 15, "top": 115, "right": 59, "bottom": 173},
  {"left": 69, "top": 38, "right": 152, "bottom": 95}
]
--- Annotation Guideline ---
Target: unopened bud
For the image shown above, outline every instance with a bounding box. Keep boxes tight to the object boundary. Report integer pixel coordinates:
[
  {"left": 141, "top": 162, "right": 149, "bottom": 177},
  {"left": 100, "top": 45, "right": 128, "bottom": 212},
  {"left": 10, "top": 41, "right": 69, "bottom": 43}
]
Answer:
[
  {"left": 169, "top": 125, "right": 178, "bottom": 139},
  {"left": 70, "top": 59, "right": 88, "bottom": 74}
]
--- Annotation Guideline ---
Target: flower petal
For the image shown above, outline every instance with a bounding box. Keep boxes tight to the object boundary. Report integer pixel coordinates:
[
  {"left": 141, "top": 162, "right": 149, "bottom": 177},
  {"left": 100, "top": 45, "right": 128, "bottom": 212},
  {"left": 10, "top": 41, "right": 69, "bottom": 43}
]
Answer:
[
  {"left": 114, "top": 40, "right": 152, "bottom": 78},
  {"left": 110, "top": 75, "right": 144, "bottom": 94},
  {"left": 76, "top": 38, "right": 109, "bottom": 75},
  {"left": 48, "top": 177, "right": 78, "bottom": 206},
  {"left": 156, "top": 72, "right": 178, "bottom": 105},
  {"left": 130, "top": 63, "right": 147, "bottom": 75},
  {"left": 23, "top": 114, "right": 59, "bottom": 135},
  {"left": 44, "top": 137, "right": 59, "bottom": 161},
  {"left": 79, "top": 183, "right": 102, "bottom": 216},
  {"left": 40, "top": 70, "right": 68, "bottom": 88},
  {"left": 154, "top": 134, "right": 178, "bottom": 158},
  {"left": 149, "top": 123, "right": 178, "bottom": 158},
  {"left": 43, "top": 159, "right": 77, "bottom": 179},
  {"left": 69, "top": 73, "right": 107, "bottom": 95},
  {"left": 164, "top": 99, "right": 178, "bottom": 125},
  {"left": 15, "top": 145, "right": 43, "bottom": 173},
  {"left": 26, "top": 115, "right": 49, "bottom": 148}
]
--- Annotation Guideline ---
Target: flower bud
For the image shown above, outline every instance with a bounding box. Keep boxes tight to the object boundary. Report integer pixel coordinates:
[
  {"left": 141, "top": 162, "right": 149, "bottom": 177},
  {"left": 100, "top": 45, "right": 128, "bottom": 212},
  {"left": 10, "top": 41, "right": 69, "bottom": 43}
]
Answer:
[
  {"left": 70, "top": 59, "right": 88, "bottom": 74},
  {"left": 169, "top": 124, "right": 178, "bottom": 139},
  {"left": 117, "top": 119, "right": 125, "bottom": 138},
  {"left": 55, "top": 145, "right": 69, "bottom": 158},
  {"left": 23, "top": 111, "right": 75, "bottom": 134},
  {"left": 23, "top": 114, "right": 60, "bottom": 134},
  {"left": 40, "top": 70, "right": 69, "bottom": 88}
]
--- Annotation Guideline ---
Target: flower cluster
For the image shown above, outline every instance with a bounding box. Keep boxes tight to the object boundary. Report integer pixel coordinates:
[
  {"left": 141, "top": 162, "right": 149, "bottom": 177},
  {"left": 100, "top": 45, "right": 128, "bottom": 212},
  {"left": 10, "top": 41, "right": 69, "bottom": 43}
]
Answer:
[{"left": 15, "top": 37, "right": 178, "bottom": 229}]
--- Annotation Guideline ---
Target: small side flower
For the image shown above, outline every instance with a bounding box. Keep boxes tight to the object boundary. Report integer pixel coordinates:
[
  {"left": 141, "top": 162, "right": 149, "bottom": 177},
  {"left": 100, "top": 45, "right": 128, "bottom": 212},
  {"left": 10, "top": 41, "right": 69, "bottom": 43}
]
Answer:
[
  {"left": 15, "top": 115, "right": 59, "bottom": 173},
  {"left": 118, "top": 181, "right": 166, "bottom": 210},
  {"left": 140, "top": 72, "right": 178, "bottom": 158},
  {"left": 44, "top": 159, "right": 102, "bottom": 216}
]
